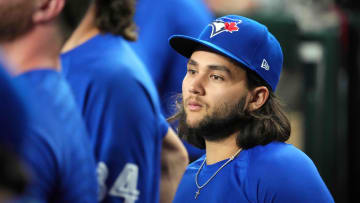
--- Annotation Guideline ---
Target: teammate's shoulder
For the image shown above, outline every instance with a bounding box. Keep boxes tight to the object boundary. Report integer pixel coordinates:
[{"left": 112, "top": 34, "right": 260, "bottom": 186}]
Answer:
[
  {"left": 62, "top": 34, "right": 143, "bottom": 75},
  {"left": 92, "top": 35, "right": 147, "bottom": 79}
]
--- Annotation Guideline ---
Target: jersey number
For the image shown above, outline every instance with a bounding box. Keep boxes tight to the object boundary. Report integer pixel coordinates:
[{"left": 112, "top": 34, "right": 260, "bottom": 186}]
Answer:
[{"left": 97, "top": 162, "right": 140, "bottom": 203}]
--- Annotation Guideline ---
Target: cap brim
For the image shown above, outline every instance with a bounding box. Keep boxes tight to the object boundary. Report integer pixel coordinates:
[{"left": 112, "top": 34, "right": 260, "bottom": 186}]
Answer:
[{"left": 169, "top": 35, "right": 252, "bottom": 71}]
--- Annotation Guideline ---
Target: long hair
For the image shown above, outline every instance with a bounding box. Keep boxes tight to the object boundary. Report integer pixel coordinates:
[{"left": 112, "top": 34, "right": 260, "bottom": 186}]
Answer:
[
  {"left": 168, "top": 68, "right": 291, "bottom": 150},
  {"left": 95, "top": 0, "right": 137, "bottom": 41},
  {"left": 236, "top": 69, "right": 291, "bottom": 149}
]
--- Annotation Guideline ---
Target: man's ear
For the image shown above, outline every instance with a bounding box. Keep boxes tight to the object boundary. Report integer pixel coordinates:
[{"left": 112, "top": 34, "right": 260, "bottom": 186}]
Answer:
[
  {"left": 247, "top": 86, "right": 269, "bottom": 111},
  {"left": 33, "top": 0, "right": 65, "bottom": 23}
]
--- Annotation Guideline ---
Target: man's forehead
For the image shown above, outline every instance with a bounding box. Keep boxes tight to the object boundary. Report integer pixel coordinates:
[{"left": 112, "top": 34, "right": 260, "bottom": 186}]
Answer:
[
  {"left": 189, "top": 49, "right": 230, "bottom": 64},
  {"left": 189, "top": 50, "right": 247, "bottom": 74}
]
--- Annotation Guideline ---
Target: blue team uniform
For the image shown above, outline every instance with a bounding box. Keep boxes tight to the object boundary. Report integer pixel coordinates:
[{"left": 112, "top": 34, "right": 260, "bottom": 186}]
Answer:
[
  {"left": 174, "top": 142, "right": 334, "bottom": 203},
  {"left": 60, "top": 34, "right": 169, "bottom": 202},
  {"left": 14, "top": 69, "right": 98, "bottom": 202},
  {"left": 130, "top": 0, "right": 213, "bottom": 160}
]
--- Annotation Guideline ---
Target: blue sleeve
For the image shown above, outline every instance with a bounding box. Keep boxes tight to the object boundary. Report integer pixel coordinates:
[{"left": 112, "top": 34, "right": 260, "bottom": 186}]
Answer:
[
  {"left": 136, "top": 78, "right": 169, "bottom": 139},
  {"left": 248, "top": 146, "right": 334, "bottom": 203}
]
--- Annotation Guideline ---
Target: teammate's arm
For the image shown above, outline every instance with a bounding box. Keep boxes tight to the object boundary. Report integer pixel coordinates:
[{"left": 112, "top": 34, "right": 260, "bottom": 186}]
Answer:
[{"left": 160, "top": 127, "right": 189, "bottom": 203}]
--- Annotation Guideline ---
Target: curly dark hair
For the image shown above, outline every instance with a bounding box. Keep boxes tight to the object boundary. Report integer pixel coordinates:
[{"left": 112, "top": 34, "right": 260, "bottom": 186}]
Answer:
[
  {"left": 168, "top": 66, "right": 291, "bottom": 150},
  {"left": 95, "top": 0, "right": 137, "bottom": 41}
]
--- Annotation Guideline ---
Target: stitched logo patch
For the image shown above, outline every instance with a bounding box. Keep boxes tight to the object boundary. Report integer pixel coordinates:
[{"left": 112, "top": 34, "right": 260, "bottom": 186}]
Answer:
[{"left": 209, "top": 18, "right": 242, "bottom": 38}]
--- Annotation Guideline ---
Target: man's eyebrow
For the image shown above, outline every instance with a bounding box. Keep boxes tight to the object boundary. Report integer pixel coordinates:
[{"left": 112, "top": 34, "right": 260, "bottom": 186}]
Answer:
[
  {"left": 187, "top": 59, "right": 198, "bottom": 66},
  {"left": 208, "top": 65, "right": 231, "bottom": 74}
]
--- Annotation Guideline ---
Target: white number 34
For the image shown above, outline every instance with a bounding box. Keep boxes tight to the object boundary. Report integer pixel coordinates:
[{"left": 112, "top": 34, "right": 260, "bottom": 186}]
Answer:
[{"left": 97, "top": 162, "right": 140, "bottom": 203}]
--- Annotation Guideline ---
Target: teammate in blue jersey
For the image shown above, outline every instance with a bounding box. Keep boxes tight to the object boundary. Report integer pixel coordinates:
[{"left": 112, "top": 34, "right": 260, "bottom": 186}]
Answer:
[
  {"left": 0, "top": 62, "right": 28, "bottom": 201},
  {"left": 168, "top": 15, "right": 334, "bottom": 202},
  {"left": 61, "top": 1, "right": 188, "bottom": 202},
  {"left": 0, "top": 0, "right": 97, "bottom": 202}
]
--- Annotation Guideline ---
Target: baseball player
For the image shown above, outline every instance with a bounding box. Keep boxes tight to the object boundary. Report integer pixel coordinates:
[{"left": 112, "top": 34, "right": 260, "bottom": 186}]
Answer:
[
  {"left": 168, "top": 15, "right": 334, "bottom": 202},
  {"left": 0, "top": 0, "right": 97, "bottom": 202},
  {"left": 61, "top": 0, "right": 188, "bottom": 202}
]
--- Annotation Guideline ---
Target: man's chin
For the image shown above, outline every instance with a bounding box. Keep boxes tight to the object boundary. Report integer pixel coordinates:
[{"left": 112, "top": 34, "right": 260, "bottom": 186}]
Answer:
[
  {"left": 185, "top": 117, "right": 204, "bottom": 128},
  {"left": 185, "top": 122, "right": 200, "bottom": 129}
]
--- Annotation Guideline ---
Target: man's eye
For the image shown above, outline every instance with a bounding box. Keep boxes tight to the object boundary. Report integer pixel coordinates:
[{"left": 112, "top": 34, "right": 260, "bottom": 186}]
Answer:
[
  {"left": 187, "top": 69, "right": 196, "bottom": 74},
  {"left": 210, "top": 75, "right": 224, "bottom": 81}
]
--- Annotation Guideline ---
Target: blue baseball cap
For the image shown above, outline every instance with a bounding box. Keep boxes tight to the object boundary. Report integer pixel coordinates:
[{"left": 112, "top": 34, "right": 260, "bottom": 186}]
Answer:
[{"left": 169, "top": 15, "right": 283, "bottom": 91}]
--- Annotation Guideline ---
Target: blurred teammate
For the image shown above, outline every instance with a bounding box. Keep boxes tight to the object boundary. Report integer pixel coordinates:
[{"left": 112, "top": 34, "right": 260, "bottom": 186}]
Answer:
[
  {"left": 168, "top": 15, "right": 334, "bottom": 202},
  {"left": 130, "top": 0, "right": 214, "bottom": 162},
  {"left": 61, "top": 0, "right": 188, "bottom": 202},
  {"left": 0, "top": 0, "right": 97, "bottom": 201}
]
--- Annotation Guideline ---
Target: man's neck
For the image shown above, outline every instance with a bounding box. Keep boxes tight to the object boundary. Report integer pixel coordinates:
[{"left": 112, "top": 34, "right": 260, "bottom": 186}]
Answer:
[
  {"left": 1, "top": 25, "right": 62, "bottom": 75},
  {"left": 61, "top": 4, "right": 99, "bottom": 53},
  {"left": 204, "top": 133, "right": 241, "bottom": 165}
]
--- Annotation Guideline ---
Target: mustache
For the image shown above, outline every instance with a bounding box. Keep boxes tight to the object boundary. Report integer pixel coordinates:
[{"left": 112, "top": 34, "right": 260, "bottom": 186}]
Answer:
[{"left": 183, "top": 96, "right": 208, "bottom": 107}]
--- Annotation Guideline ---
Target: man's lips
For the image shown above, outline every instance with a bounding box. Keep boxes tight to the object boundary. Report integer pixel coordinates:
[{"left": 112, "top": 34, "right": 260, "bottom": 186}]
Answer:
[{"left": 187, "top": 100, "right": 203, "bottom": 111}]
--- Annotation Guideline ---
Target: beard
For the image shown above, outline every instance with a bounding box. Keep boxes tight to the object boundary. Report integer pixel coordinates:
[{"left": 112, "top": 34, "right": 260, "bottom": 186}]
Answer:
[
  {"left": 0, "top": 0, "right": 35, "bottom": 42},
  {"left": 178, "top": 96, "right": 251, "bottom": 148}
]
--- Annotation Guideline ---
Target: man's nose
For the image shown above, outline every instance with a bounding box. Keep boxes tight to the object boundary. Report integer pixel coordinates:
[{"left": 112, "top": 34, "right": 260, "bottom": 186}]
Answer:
[{"left": 188, "top": 76, "right": 205, "bottom": 96}]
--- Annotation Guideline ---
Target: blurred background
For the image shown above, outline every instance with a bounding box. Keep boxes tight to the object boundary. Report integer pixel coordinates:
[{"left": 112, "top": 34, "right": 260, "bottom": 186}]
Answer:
[{"left": 203, "top": 0, "right": 359, "bottom": 202}]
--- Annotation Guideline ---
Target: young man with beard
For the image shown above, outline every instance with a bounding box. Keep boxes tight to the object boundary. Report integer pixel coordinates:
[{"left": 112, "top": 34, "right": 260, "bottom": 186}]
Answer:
[
  {"left": 168, "top": 15, "right": 334, "bottom": 202},
  {"left": 0, "top": 0, "right": 97, "bottom": 202},
  {"left": 61, "top": 0, "right": 188, "bottom": 202}
]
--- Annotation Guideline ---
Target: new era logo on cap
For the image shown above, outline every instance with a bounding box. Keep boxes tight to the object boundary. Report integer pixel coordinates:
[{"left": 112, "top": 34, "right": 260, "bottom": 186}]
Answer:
[{"left": 261, "top": 59, "right": 270, "bottom": 71}]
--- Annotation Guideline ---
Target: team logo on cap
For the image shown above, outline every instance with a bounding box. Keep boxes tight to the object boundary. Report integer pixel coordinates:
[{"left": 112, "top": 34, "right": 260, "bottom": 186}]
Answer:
[{"left": 209, "top": 18, "right": 242, "bottom": 38}]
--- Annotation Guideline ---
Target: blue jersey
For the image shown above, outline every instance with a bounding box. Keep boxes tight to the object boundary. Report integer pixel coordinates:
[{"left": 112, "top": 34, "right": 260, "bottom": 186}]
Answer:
[
  {"left": 15, "top": 70, "right": 98, "bottom": 202},
  {"left": 60, "top": 34, "right": 169, "bottom": 203},
  {"left": 174, "top": 142, "right": 334, "bottom": 203}
]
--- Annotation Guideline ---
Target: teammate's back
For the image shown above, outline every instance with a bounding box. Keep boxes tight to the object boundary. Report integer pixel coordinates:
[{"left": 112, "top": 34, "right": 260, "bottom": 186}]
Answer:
[{"left": 15, "top": 70, "right": 98, "bottom": 202}]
